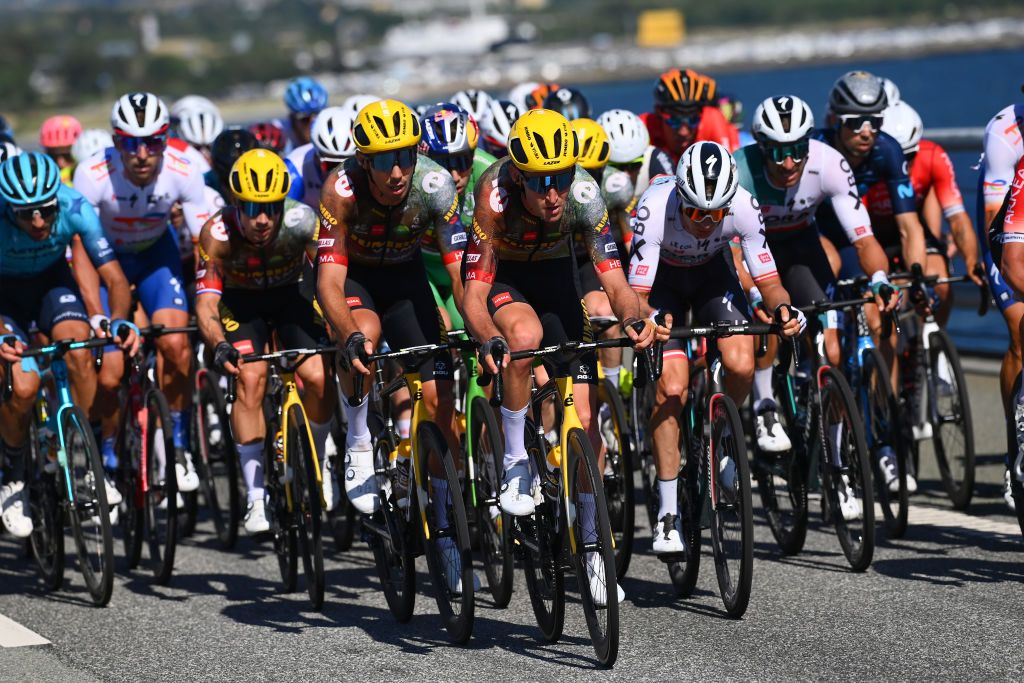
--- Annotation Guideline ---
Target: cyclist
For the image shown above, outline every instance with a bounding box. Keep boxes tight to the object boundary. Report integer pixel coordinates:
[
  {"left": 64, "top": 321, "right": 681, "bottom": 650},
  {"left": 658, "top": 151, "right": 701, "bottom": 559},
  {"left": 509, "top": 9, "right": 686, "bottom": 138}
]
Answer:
[
  {"left": 277, "top": 77, "right": 328, "bottom": 152},
  {"left": 39, "top": 115, "right": 82, "bottom": 184},
  {"left": 316, "top": 99, "right": 474, "bottom": 591},
  {"left": 630, "top": 140, "right": 804, "bottom": 553},
  {"left": 734, "top": 95, "right": 900, "bottom": 488},
  {"left": 196, "top": 149, "right": 336, "bottom": 532},
  {"left": 507, "top": 81, "right": 540, "bottom": 113},
  {"left": 71, "top": 129, "right": 114, "bottom": 166},
  {"left": 462, "top": 109, "right": 659, "bottom": 605},
  {"left": 716, "top": 93, "right": 754, "bottom": 147},
  {"left": 285, "top": 106, "right": 357, "bottom": 210},
  {"left": 478, "top": 98, "right": 522, "bottom": 159},
  {"left": 524, "top": 83, "right": 561, "bottom": 110},
  {"left": 250, "top": 121, "right": 287, "bottom": 156},
  {"left": 175, "top": 106, "right": 224, "bottom": 166},
  {"left": 0, "top": 152, "right": 137, "bottom": 534},
  {"left": 640, "top": 68, "right": 739, "bottom": 162},
  {"left": 597, "top": 108, "right": 675, "bottom": 200},
  {"left": 73, "top": 91, "right": 207, "bottom": 498},
  {"left": 450, "top": 89, "right": 493, "bottom": 125},
  {"left": 982, "top": 95, "right": 1024, "bottom": 511},
  {"left": 205, "top": 128, "right": 259, "bottom": 202},
  {"left": 542, "top": 87, "right": 591, "bottom": 121},
  {"left": 0, "top": 141, "right": 21, "bottom": 163},
  {"left": 876, "top": 99, "right": 983, "bottom": 325}
]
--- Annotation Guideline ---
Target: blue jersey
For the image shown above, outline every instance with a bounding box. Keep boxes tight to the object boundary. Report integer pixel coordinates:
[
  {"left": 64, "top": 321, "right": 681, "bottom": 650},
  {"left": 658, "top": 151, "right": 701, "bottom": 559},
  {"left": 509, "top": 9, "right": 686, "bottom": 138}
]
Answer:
[
  {"left": 0, "top": 184, "right": 115, "bottom": 277},
  {"left": 813, "top": 128, "right": 917, "bottom": 216}
]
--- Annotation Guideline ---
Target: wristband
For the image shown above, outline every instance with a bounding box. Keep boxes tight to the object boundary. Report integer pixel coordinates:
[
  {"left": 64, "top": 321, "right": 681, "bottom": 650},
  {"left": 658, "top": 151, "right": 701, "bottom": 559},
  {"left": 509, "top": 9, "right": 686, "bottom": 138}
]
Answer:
[
  {"left": 89, "top": 314, "right": 110, "bottom": 333},
  {"left": 111, "top": 319, "right": 140, "bottom": 339}
]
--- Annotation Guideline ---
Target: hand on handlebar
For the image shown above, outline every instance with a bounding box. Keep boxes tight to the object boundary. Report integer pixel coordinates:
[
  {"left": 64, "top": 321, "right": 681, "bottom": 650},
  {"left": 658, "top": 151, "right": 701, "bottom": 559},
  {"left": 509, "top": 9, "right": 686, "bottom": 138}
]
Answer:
[
  {"left": 339, "top": 331, "right": 372, "bottom": 375},
  {"left": 111, "top": 319, "right": 140, "bottom": 356},
  {"left": 622, "top": 317, "right": 655, "bottom": 350},
  {"left": 774, "top": 304, "right": 805, "bottom": 337},
  {"left": 213, "top": 341, "right": 241, "bottom": 376},
  {"left": 479, "top": 336, "right": 510, "bottom": 376},
  {"left": 653, "top": 311, "right": 672, "bottom": 343},
  {"left": 0, "top": 335, "right": 24, "bottom": 364}
]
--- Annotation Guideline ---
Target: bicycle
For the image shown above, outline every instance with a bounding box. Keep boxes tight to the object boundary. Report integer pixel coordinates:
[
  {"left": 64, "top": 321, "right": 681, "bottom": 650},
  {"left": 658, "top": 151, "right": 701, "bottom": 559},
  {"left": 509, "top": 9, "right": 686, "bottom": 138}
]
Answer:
[
  {"left": 750, "top": 298, "right": 875, "bottom": 571},
  {"left": 661, "top": 320, "right": 778, "bottom": 618},
  {"left": 14, "top": 336, "right": 115, "bottom": 606},
  {"left": 487, "top": 318, "right": 652, "bottom": 667}
]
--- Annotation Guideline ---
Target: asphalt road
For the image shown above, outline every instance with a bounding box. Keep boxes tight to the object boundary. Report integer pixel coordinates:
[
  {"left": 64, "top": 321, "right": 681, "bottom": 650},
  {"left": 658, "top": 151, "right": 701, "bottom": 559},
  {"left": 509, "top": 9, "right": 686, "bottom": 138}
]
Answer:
[{"left": 1, "top": 371, "right": 1022, "bottom": 682}]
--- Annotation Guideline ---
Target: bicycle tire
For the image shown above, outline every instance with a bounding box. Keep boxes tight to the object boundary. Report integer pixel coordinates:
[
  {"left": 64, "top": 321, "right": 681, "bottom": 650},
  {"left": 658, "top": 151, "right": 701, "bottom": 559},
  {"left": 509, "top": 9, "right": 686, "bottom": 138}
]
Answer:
[
  {"left": 286, "top": 404, "right": 325, "bottom": 610},
  {"left": 707, "top": 395, "right": 753, "bottom": 618},
  {"left": 469, "top": 396, "right": 513, "bottom": 607},
  {"left": 599, "top": 378, "right": 635, "bottom": 581},
  {"left": 631, "top": 380, "right": 659, "bottom": 531},
  {"left": 820, "top": 367, "right": 875, "bottom": 571},
  {"left": 566, "top": 426, "right": 619, "bottom": 667},
  {"left": 194, "top": 370, "right": 240, "bottom": 549},
  {"left": 326, "top": 411, "right": 356, "bottom": 553},
  {"left": 418, "top": 420, "right": 475, "bottom": 644},
  {"left": 369, "top": 430, "right": 416, "bottom": 622},
  {"left": 62, "top": 405, "right": 114, "bottom": 606},
  {"left": 927, "top": 329, "right": 975, "bottom": 510},
  {"left": 28, "top": 421, "right": 64, "bottom": 591},
  {"left": 670, "top": 410, "right": 702, "bottom": 597},
  {"left": 117, "top": 405, "right": 143, "bottom": 570},
  {"left": 144, "top": 389, "right": 178, "bottom": 585},
  {"left": 521, "top": 421, "right": 565, "bottom": 643},
  {"left": 862, "top": 348, "right": 908, "bottom": 537}
]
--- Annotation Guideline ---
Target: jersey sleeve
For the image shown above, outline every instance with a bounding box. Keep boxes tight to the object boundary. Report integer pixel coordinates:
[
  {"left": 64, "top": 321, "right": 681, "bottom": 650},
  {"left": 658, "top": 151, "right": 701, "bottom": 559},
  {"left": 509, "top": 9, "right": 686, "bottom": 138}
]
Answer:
[
  {"left": 627, "top": 183, "right": 669, "bottom": 292},
  {"left": 195, "top": 213, "right": 228, "bottom": 296},
  {"left": 878, "top": 134, "right": 917, "bottom": 216},
  {"left": 821, "top": 148, "right": 874, "bottom": 243},
  {"left": 284, "top": 158, "right": 305, "bottom": 201},
  {"left": 315, "top": 172, "right": 350, "bottom": 268},
  {"left": 732, "top": 189, "right": 778, "bottom": 283},
  {"left": 983, "top": 111, "right": 1024, "bottom": 210},
  {"left": 425, "top": 169, "right": 466, "bottom": 266},
  {"left": 179, "top": 167, "right": 213, "bottom": 243},
  {"left": 572, "top": 171, "right": 620, "bottom": 274},
  {"left": 70, "top": 155, "right": 107, "bottom": 208},
  {"left": 1001, "top": 157, "right": 1024, "bottom": 238},
  {"left": 926, "top": 143, "right": 965, "bottom": 218},
  {"left": 66, "top": 189, "right": 115, "bottom": 268}
]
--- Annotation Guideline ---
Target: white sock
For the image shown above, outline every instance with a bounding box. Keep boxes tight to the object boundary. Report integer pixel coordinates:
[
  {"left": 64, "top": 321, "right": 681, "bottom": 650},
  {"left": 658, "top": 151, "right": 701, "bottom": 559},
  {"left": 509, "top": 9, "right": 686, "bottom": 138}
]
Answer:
[
  {"left": 501, "top": 404, "right": 528, "bottom": 471},
  {"left": 237, "top": 441, "right": 264, "bottom": 503},
  {"left": 154, "top": 426, "right": 167, "bottom": 482},
  {"left": 579, "top": 492, "right": 596, "bottom": 544},
  {"left": 605, "top": 365, "right": 621, "bottom": 389},
  {"left": 341, "top": 395, "right": 371, "bottom": 448},
  {"left": 753, "top": 367, "right": 774, "bottom": 410},
  {"left": 397, "top": 418, "right": 411, "bottom": 440},
  {"left": 657, "top": 477, "right": 678, "bottom": 519},
  {"left": 309, "top": 419, "right": 332, "bottom": 464},
  {"left": 431, "top": 477, "right": 449, "bottom": 529}
]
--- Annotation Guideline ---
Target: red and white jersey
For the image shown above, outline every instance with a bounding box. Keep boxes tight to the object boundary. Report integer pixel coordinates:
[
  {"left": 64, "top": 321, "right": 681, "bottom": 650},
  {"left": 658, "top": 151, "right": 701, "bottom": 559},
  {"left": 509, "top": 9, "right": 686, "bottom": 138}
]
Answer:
[
  {"left": 73, "top": 143, "right": 210, "bottom": 254},
  {"left": 1001, "top": 155, "right": 1024, "bottom": 240},
  {"left": 981, "top": 103, "right": 1024, "bottom": 212}
]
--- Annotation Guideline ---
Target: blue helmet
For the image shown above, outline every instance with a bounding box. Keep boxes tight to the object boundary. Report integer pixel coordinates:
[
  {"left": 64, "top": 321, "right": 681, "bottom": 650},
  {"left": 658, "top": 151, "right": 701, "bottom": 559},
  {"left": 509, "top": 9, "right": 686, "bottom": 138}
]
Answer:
[
  {"left": 420, "top": 103, "right": 474, "bottom": 156},
  {"left": 0, "top": 152, "right": 61, "bottom": 207},
  {"left": 284, "top": 77, "right": 328, "bottom": 114}
]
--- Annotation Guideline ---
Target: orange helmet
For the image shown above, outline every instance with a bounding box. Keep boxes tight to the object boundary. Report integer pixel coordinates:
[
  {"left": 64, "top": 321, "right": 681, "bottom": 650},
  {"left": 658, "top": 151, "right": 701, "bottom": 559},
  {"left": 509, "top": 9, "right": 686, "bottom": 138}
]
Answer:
[
  {"left": 525, "top": 82, "right": 561, "bottom": 110},
  {"left": 654, "top": 68, "right": 717, "bottom": 111}
]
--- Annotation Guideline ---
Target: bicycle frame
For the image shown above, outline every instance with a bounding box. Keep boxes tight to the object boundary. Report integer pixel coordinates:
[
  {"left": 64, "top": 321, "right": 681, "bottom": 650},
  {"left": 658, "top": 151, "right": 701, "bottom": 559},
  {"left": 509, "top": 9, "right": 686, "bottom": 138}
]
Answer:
[{"left": 263, "top": 358, "right": 324, "bottom": 513}]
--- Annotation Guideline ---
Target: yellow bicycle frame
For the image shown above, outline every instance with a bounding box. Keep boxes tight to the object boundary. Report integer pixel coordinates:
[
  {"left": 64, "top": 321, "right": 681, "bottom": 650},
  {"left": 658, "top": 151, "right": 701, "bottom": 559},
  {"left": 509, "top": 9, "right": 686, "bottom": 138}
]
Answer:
[
  {"left": 554, "top": 375, "right": 585, "bottom": 555},
  {"left": 278, "top": 366, "right": 323, "bottom": 510}
]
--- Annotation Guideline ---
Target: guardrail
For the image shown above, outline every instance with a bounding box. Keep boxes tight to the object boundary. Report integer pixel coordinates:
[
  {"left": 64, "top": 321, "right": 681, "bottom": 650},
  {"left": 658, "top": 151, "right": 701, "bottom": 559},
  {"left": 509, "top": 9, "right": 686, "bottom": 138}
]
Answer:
[{"left": 926, "top": 127, "right": 984, "bottom": 151}]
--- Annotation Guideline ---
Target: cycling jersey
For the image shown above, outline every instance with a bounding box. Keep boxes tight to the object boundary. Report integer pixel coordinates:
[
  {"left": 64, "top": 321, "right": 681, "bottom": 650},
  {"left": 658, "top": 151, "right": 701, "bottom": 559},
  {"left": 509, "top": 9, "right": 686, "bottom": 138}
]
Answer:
[
  {"left": 0, "top": 184, "right": 115, "bottom": 277},
  {"left": 1001, "top": 156, "right": 1024, "bottom": 238},
  {"left": 640, "top": 106, "right": 740, "bottom": 162},
  {"left": 73, "top": 144, "right": 210, "bottom": 253},
  {"left": 602, "top": 168, "right": 637, "bottom": 244},
  {"left": 628, "top": 176, "right": 776, "bottom": 292},
  {"left": 285, "top": 143, "right": 326, "bottom": 209},
  {"left": 734, "top": 139, "right": 872, "bottom": 244},
  {"left": 316, "top": 154, "right": 464, "bottom": 268},
  {"left": 196, "top": 198, "right": 317, "bottom": 295}
]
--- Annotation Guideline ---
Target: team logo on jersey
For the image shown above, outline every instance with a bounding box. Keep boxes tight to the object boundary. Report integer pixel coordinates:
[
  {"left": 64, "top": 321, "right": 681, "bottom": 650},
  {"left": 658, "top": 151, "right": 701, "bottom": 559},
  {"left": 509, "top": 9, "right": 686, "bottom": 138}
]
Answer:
[
  {"left": 284, "top": 207, "right": 306, "bottom": 228},
  {"left": 334, "top": 173, "right": 353, "bottom": 198},
  {"left": 421, "top": 171, "right": 446, "bottom": 194},
  {"left": 211, "top": 221, "right": 228, "bottom": 241},
  {"left": 489, "top": 186, "right": 509, "bottom": 213},
  {"left": 758, "top": 252, "right": 772, "bottom": 264},
  {"left": 491, "top": 292, "right": 513, "bottom": 307},
  {"left": 604, "top": 172, "right": 628, "bottom": 194},
  {"left": 572, "top": 180, "right": 597, "bottom": 204}
]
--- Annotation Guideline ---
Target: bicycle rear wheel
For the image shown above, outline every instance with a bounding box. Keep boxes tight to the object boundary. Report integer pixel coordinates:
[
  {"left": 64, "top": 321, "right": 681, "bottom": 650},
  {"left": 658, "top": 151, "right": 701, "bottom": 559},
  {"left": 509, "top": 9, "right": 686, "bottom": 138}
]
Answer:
[
  {"left": 28, "top": 422, "right": 64, "bottom": 591},
  {"left": 862, "top": 348, "right": 907, "bottom": 537},
  {"left": 598, "top": 378, "right": 635, "bottom": 580},
  {"left": 566, "top": 426, "right": 619, "bottom": 667},
  {"left": 418, "top": 420, "right": 474, "bottom": 644},
  {"left": 287, "top": 404, "right": 325, "bottom": 610},
  {"left": 63, "top": 406, "right": 114, "bottom": 606},
  {"left": 927, "top": 330, "right": 975, "bottom": 510},
  {"left": 631, "top": 379, "right": 659, "bottom": 530},
  {"left": 194, "top": 370, "right": 240, "bottom": 549},
  {"left": 820, "top": 368, "right": 874, "bottom": 571},
  {"left": 144, "top": 389, "right": 178, "bottom": 585},
  {"left": 669, "top": 420, "right": 702, "bottom": 597},
  {"left": 326, "top": 411, "right": 356, "bottom": 552},
  {"left": 708, "top": 395, "right": 753, "bottom": 618},
  {"left": 369, "top": 430, "right": 416, "bottom": 622},
  {"left": 470, "top": 396, "right": 512, "bottom": 608}
]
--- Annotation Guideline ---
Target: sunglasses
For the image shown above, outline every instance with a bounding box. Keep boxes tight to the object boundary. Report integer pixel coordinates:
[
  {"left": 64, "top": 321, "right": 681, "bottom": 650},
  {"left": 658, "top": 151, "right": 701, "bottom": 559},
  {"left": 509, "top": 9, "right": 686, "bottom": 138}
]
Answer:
[
  {"left": 762, "top": 139, "right": 810, "bottom": 165},
  {"left": 682, "top": 205, "right": 727, "bottom": 224},
  {"left": 659, "top": 110, "right": 702, "bottom": 130},
  {"left": 521, "top": 169, "right": 574, "bottom": 194},
  {"left": 116, "top": 134, "right": 167, "bottom": 156},
  {"left": 11, "top": 199, "right": 59, "bottom": 222},
  {"left": 432, "top": 153, "right": 474, "bottom": 173},
  {"left": 839, "top": 114, "right": 883, "bottom": 134},
  {"left": 240, "top": 200, "right": 285, "bottom": 218},
  {"left": 367, "top": 147, "right": 418, "bottom": 173}
]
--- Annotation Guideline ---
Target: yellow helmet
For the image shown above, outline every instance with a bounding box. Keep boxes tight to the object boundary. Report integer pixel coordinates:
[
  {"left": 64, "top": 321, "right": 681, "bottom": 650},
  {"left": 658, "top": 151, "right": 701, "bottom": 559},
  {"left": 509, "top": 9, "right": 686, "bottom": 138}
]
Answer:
[
  {"left": 507, "top": 109, "right": 578, "bottom": 173},
  {"left": 228, "top": 149, "right": 291, "bottom": 202},
  {"left": 352, "top": 99, "right": 422, "bottom": 153},
  {"left": 570, "top": 119, "right": 610, "bottom": 171}
]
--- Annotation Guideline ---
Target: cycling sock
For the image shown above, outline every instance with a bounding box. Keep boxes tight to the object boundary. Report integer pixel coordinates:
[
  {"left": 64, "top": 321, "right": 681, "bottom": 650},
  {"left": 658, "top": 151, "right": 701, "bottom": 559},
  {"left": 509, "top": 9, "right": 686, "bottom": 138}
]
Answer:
[
  {"left": 102, "top": 437, "right": 118, "bottom": 472},
  {"left": 657, "top": 477, "right": 678, "bottom": 519},
  {"left": 397, "top": 418, "right": 411, "bottom": 440},
  {"left": 154, "top": 425, "right": 168, "bottom": 482},
  {"left": 309, "top": 419, "right": 332, "bottom": 464},
  {"left": 752, "top": 367, "right": 773, "bottom": 410},
  {"left": 501, "top": 403, "right": 528, "bottom": 471},
  {"left": 170, "top": 410, "right": 188, "bottom": 451},
  {"left": 1, "top": 442, "right": 26, "bottom": 481},
  {"left": 604, "top": 365, "right": 621, "bottom": 390},
  {"left": 341, "top": 396, "right": 371, "bottom": 449},
  {"left": 237, "top": 441, "right": 265, "bottom": 503},
  {"left": 431, "top": 477, "right": 449, "bottom": 528},
  {"left": 579, "top": 492, "right": 596, "bottom": 543},
  {"left": 828, "top": 423, "right": 844, "bottom": 468}
]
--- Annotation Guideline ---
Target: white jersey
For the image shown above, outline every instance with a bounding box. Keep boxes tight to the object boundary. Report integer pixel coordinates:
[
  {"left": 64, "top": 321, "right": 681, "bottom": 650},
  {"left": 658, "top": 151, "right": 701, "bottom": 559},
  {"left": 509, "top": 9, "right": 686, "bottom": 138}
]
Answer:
[
  {"left": 733, "top": 139, "right": 873, "bottom": 243},
  {"left": 73, "top": 140, "right": 211, "bottom": 254},
  {"left": 980, "top": 103, "right": 1024, "bottom": 211},
  {"left": 628, "top": 177, "right": 778, "bottom": 291},
  {"left": 285, "top": 143, "right": 322, "bottom": 209}
]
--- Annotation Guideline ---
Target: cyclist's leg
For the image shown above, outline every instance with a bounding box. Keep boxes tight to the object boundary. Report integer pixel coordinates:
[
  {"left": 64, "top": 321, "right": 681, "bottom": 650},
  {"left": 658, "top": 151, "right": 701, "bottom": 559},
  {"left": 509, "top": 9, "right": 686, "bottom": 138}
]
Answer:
[
  {"left": 579, "top": 256, "right": 623, "bottom": 389},
  {"left": 37, "top": 270, "right": 97, "bottom": 411},
  {"left": 924, "top": 230, "right": 953, "bottom": 326},
  {"left": 0, "top": 313, "right": 39, "bottom": 538},
  {"left": 691, "top": 264, "right": 754, "bottom": 406}
]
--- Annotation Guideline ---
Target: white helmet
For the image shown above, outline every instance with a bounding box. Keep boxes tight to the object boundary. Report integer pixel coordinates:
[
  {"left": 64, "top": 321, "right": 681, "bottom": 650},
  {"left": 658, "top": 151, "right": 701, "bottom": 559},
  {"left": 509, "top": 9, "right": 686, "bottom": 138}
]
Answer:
[
  {"left": 0, "top": 141, "right": 21, "bottom": 163},
  {"left": 751, "top": 95, "right": 814, "bottom": 144},
  {"left": 177, "top": 108, "right": 224, "bottom": 147},
  {"left": 479, "top": 99, "right": 521, "bottom": 153},
  {"left": 111, "top": 92, "right": 169, "bottom": 137},
  {"left": 170, "top": 95, "right": 217, "bottom": 121},
  {"left": 341, "top": 94, "right": 380, "bottom": 120},
  {"left": 596, "top": 109, "right": 650, "bottom": 164},
  {"left": 507, "top": 82, "right": 540, "bottom": 114},
  {"left": 310, "top": 106, "right": 357, "bottom": 162},
  {"left": 675, "top": 141, "right": 739, "bottom": 210},
  {"left": 881, "top": 100, "right": 923, "bottom": 155},
  {"left": 72, "top": 129, "right": 114, "bottom": 162},
  {"left": 881, "top": 78, "right": 901, "bottom": 106},
  {"left": 450, "top": 89, "right": 493, "bottom": 124}
]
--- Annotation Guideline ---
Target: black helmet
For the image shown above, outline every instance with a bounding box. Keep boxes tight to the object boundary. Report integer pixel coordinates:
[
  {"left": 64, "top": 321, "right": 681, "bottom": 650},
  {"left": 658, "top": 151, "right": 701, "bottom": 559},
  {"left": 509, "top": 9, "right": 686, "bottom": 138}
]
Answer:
[
  {"left": 828, "top": 71, "right": 887, "bottom": 116},
  {"left": 542, "top": 87, "right": 591, "bottom": 121},
  {"left": 211, "top": 127, "right": 258, "bottom": 179}
]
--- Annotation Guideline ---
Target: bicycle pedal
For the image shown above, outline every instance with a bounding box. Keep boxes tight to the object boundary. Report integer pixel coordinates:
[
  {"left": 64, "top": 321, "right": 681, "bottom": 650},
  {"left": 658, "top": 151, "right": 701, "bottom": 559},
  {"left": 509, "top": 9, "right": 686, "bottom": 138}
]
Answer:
[{"left": 656, "top": 551, "right": 687, "bottom": 564}]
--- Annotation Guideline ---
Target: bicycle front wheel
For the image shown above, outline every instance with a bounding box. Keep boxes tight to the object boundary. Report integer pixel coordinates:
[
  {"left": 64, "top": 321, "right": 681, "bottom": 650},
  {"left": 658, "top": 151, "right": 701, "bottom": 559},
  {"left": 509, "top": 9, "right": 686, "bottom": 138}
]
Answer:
[
  {"left": 287, "top": 404, "right": 325, "bottom": 610},
  {"left": 469, "top": 396, "right": 512, "bottom": 608},
  {"left": 598, "top": 378, "right": 635, "bottom": 580},
  {"left": 708, "top": 395, "right": 753, "bottom": 618},
  {"left": 862, "top": 348, "right": 908, "bottom": 537},
  {"left": 369, "top": 430, "right": 416, "bottom": 622},
  {"left": 63, "top": 405, "right": 114, "bottom": 606},
  {"left": 927, "top": 329, "right": 975, "bottom": 510},
  {"left": 144, "top": 389, "right": 178, "bottom": 585},
  {"left": 194, "top": 370, "right": 240, "bottom": 549},
  {"left": 418, "top": 420, "right": 474, "bottom": 644},
  {"left": 566, "top": 426, "right": 619, "bottom": 668}
]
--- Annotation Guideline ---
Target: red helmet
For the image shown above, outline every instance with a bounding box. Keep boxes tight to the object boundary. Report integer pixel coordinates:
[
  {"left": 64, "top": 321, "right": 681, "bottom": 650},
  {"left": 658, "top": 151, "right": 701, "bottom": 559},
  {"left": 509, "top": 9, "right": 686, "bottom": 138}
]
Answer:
[
  {"left": 40, "top": 115, "right": 83, "bottom": 148},
  {"left": 248, "top": 121, "right": 286, "bottom": 154}
]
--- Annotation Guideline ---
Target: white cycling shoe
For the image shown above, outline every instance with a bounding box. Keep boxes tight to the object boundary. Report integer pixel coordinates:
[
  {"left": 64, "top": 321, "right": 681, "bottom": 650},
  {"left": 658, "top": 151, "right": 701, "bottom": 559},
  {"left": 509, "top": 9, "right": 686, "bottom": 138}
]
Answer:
[
  {"left": 837, "top": 474, "right": 862, "bottom": 521},
  {"left": 877, "top": 447, "right": 899, "bottom": 493},
  {"left": 585, "top": 551, "right": 624, "bottom": 607},
  {"left": 755, "top": 402, "right": 792, "bottom": 453},
  {"left": 176, "top": 452, "right": 200, "bottom": 493},
  {"left": 651, "top": 513, "right": 684, "bottom": 555},
  {"left": 1005, "top": 470, "right": 1017, "bottom": 513},
  {"left": 499, "top": 462, "right": 536, "bottom": 517},
  {"left": 439, "top": 537, "right": 481, "bottom": 594},
  {"left": 0, "top": 481, "right": 33, "bottom": 538},
  {"left": 344, "top": 442, "right": 379, "bottom": 514},
  {"left": 243, "top": 498, "right": 270, "bottom": 534}
]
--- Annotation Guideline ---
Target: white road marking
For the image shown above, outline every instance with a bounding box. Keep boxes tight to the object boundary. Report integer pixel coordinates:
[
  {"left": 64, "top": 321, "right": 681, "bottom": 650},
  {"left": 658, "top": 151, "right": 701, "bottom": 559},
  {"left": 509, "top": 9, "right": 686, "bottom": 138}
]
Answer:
[
  {"left": 873, "top": 503, "right": 1022, "bottom": 539},
  {"left": 0, "top": 613, "right": 49, "bottom": 648}
]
